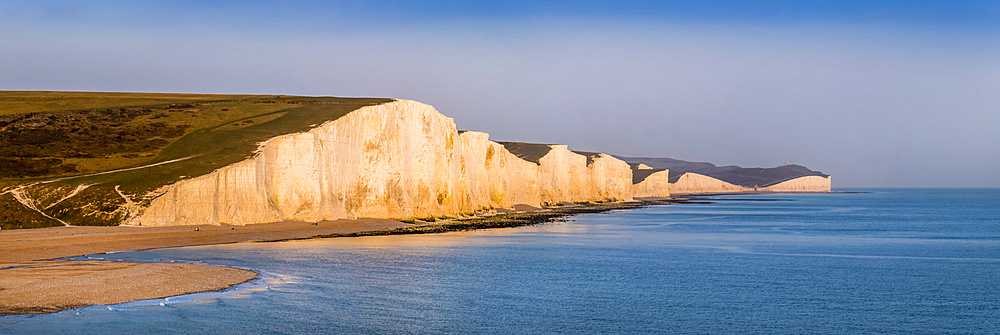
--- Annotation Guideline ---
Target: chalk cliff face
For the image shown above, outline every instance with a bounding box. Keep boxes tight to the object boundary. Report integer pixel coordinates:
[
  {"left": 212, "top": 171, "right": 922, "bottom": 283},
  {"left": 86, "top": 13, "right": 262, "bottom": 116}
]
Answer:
[
  {"left": 668, "top": 173, "right": 831, "bottom": 195},
  {"left": 581, "top": 153, "right": 633, "bottom": 203},
  {"left": 632, "top": 169, "right": 671, "bottom": 198},
  {"left": 1, "top": 93, "right": 836, "bottom": 230},
  {"left": 669, "top": 172, "right": 750, "bottom": 195},
  {"left": 455, "top": 131, "right": 542, "bottom": 209},
  {"left": 535, "top": 148, "right": 631, "bottom": 205},
  {"left": 134, "top": 100, "right": 631, "bottom": 226},
  {"left": 617, "top": 157, "right": 829, "bottom": 191},
  {"left": 759, "top": 176, "right": 832, "bottom": 192}
]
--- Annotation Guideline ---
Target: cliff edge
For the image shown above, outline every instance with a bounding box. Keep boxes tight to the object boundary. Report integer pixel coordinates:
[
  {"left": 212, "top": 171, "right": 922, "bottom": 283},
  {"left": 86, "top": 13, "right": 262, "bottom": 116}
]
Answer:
[
  {"left": 0, "top": 91, "right": 831, "bottom": 229},
  {"left": 136, "top": 100, "right": 632, "bottom": 226},
  {"left": 0, "top": 94, "right": 633, "bottom": 228}
]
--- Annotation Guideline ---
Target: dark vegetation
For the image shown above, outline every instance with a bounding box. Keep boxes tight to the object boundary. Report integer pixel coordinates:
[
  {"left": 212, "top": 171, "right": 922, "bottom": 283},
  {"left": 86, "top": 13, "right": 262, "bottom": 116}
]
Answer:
[
  {"left": 0, "top": 107, "right": 190, "bottom": 177},
  {"left": 0, "top": 158, "right": 79, "bottom": 178},
  {"left": 0, "top": 193, "right": 60, "bottom": 229}
]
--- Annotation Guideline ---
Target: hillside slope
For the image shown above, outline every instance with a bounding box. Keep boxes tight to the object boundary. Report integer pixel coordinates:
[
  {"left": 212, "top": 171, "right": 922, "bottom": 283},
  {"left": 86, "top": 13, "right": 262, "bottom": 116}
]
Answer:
[{"left": 0, "top": 92, "right": 391, "bottom": 228}]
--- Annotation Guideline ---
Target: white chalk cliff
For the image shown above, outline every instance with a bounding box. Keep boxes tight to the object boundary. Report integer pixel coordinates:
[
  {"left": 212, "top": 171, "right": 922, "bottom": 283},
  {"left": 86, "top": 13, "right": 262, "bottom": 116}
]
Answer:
[
  {"left": 667, "top": 172, "right": 831, "bottom": 195},
  {"left": 668, "top": 172, "right": 751, "bottom": 195},
  {"left": 631, "top": 169, "right": 672, "bottom": 198},
  {"left": 123, "top": 99, "right": 831, "bottom": 227},
  {"left": 759, "top": 175, "right": 832, "bottom": 192},
  {"left": 133, "top": 100, "right": 632, "bottom": 226}
]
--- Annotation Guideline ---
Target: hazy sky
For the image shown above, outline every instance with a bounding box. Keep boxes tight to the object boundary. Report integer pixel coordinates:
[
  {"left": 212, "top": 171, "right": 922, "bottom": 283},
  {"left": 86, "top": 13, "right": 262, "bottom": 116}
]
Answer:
[{"left": 2, "top": 0, "right": 998, "bottom": 188}]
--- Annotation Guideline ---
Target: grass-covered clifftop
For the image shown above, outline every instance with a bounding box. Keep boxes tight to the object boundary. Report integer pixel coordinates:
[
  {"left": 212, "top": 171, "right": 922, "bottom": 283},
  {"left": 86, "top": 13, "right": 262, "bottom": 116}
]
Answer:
[{"left": 0, "top": 91, "right": 391, "bottom": 229}]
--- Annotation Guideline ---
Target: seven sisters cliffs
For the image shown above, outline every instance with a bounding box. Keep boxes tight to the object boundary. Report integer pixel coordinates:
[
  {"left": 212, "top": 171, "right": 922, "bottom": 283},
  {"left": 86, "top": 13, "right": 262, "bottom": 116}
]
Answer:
[
  {"left": 0, "top": 92, "right": 829, "bottom": 230},
  {"left": 0, "top": 91, "right": 828, "bottom": 314}
]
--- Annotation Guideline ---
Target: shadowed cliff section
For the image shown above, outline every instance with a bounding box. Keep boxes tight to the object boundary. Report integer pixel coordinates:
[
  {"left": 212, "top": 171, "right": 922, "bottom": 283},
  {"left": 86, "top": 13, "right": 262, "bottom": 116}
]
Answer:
[
  {"left": 628, "top": 164, "right": 672, "bottom": 198},
  {"left": 497, "top": 142, "right": 553, "bottom": 165},
  {"left": 615, "top": 156, "right": 828, "bottom": 188},
  {"left": 631, "top": 167, "right": 665, "bottom": 184},
  {"left": 572, "top": 151, "right": 603, "bottom": 166}
]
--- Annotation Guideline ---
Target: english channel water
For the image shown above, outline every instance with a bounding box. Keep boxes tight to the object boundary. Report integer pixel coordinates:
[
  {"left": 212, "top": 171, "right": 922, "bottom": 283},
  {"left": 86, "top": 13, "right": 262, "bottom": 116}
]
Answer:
[{"left": 2, "top": 189, "right": 998, "bottom": 334}]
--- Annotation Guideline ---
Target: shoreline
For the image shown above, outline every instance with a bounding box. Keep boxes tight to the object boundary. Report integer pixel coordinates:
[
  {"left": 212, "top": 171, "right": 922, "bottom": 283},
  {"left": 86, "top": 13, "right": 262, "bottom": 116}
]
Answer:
[
  {"left": 258, "top": 199, "right": 685, "bottom": 242},
  {"left": 0, "top": 260, "right": 257, "bottom": 315},
  {"left": 0, "top": 199, "right": 686, "bottom": 315}
]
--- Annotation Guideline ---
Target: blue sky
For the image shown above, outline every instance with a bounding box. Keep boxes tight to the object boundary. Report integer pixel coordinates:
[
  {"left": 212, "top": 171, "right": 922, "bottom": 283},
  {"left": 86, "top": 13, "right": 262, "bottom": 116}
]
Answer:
[
  {"left": 2, "top": 1, "right": 998, "bottom": 187},
  {"left": 6, "top": 0, "right": 999, "bottom": 29}
]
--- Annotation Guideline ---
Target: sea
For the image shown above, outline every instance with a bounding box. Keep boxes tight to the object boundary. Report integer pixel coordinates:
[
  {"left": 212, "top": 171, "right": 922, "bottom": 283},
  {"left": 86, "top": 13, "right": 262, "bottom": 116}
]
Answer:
[{"left": 2, "top": 189, "right": 998, "bottom": 334}]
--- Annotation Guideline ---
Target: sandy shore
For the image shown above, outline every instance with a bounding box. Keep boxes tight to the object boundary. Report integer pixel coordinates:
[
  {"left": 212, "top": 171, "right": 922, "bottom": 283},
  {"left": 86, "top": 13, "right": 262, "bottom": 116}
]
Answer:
[
  {"left": 0, "top": 218, "right": 411, "bottom": 315},
  {"left": 0, "top": 218, "right": 411, "bottom": 264},
  {"left": 0, "top": 260, "right": 256, "bottom": 315},
  {"left": 0, "top": 200, "right": 679, "bottom": 315}
]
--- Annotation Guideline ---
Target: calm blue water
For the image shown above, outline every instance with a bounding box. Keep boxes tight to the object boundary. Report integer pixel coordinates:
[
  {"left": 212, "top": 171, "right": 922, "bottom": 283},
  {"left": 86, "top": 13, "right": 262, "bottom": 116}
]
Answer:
[{"left": 2, "top": 189, "right": 999, "bottom": 334}]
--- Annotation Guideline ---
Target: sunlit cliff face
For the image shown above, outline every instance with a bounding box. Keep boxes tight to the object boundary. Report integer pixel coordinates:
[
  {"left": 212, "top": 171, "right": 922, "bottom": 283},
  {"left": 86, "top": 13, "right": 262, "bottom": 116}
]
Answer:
[{"left": 134, "top": 100, "right": 635, "bottom": 226}]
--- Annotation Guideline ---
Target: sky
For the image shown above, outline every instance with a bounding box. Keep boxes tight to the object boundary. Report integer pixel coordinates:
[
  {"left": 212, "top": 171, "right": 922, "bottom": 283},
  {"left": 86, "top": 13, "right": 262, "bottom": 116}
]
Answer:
[{"left": 1, "top": 0, "right": 998, "bottom": 188}]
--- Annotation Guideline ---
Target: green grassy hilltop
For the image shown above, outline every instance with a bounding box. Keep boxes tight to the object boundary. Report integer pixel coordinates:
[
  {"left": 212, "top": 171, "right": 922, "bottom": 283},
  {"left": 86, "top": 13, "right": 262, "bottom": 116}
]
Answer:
[{"left": 0, "top": 91, "right": 391, "bottom": 229}]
